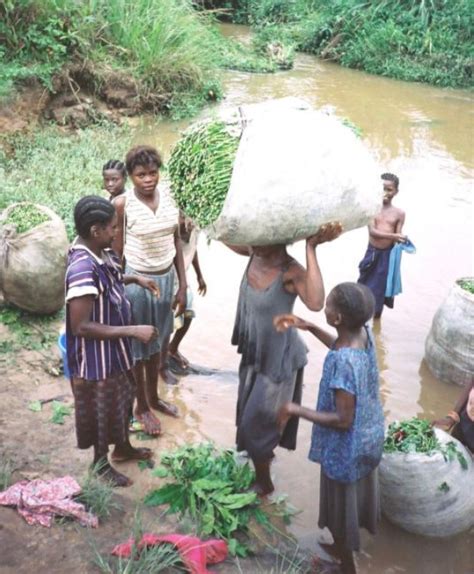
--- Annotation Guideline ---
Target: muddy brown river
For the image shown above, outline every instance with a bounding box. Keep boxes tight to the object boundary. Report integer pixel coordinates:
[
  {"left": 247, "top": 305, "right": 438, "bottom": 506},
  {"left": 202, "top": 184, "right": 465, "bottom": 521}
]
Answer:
[{"left": 130, "top": 24, "right": 473, "bottom": 574}]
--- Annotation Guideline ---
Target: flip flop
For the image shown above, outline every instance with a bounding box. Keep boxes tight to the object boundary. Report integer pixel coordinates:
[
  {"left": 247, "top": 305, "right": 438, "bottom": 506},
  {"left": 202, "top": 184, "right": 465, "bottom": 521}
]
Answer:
[{"left": 129, "top": 417, "right": 145, "bottom": 433}]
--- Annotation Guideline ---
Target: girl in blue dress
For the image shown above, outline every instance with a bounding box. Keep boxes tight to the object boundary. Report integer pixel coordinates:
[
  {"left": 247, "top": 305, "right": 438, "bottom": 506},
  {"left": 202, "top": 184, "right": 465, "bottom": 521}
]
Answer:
[{"left": 275, "top": 282, "right": 384, "bottom": 574}]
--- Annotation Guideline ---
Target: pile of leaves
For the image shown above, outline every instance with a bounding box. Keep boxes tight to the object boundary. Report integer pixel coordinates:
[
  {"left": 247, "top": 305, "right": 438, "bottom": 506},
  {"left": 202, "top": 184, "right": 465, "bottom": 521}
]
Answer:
[
  {"left": 168, "top": 121, "right": 240, "bottom": 229},
  {"left": 458, "top": 279, "right": 474, "bottom": 295},
  {"left": 144, "top": 443, "right": 269, "bottom": 556},
  {"left": 2, "top": 203, "right": 50, "bottom": 234},
  {"left": 384, "top": 417, "right": 468, "bottom": 470}
]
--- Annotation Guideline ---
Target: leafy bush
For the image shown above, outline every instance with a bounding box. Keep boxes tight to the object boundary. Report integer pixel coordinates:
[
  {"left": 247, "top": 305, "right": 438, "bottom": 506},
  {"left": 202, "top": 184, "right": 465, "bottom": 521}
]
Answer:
[
  {"left": 0, "top": 0, "right": 224, "bottom": 115},
  {"left": 144, "top": 443, "right": 270, "bottom": 556},
  {"left": 223, "top": 0, "right": 474, "bottom": 88}
]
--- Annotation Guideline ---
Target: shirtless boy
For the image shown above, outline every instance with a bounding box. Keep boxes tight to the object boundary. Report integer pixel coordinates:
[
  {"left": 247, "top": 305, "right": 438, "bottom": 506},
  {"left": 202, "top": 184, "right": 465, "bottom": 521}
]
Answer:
[{"left": 358, "top": 173, "right": 406, "bottom": 318}]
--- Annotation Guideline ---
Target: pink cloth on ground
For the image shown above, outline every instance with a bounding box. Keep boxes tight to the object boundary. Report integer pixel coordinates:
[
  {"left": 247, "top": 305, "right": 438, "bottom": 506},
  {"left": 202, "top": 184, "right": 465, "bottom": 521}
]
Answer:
[
  {"left": 112, "top": 533, "right": 228, "bottom": 574},
  {"left": 0, "top": 476, "right": 98, "bottom": 528}
]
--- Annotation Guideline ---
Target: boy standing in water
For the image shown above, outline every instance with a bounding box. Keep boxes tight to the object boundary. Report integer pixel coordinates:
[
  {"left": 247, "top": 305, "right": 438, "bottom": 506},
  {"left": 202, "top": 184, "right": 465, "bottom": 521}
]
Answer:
[{"left": 358, "top": 173, "right": 406, "bottom": 318}]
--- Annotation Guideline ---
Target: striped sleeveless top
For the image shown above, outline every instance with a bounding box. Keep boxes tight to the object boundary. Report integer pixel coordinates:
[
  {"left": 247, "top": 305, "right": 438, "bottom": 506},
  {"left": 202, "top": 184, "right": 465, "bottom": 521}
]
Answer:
[{"left": 124, "top": 182, "right": 179, "bottom": 273}]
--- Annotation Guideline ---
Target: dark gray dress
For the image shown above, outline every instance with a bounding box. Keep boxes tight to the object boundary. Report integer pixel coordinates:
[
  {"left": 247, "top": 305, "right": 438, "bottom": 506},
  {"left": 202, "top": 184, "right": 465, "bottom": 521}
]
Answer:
[{"left": 232, "top": 260, "right": 308, "bottom": 462}]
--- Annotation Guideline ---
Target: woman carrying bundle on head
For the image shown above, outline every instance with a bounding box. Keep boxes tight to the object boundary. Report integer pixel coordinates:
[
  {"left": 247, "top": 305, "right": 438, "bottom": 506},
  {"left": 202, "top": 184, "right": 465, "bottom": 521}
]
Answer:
[
  {"left": 113, "top": 146, "right": 186, "bottom": 437},
  {"left": 66, "top": 196, "right": 160, "bottom": 486},
  {"left": 228, "top": 223, "right": 342, "bottom": 497}
]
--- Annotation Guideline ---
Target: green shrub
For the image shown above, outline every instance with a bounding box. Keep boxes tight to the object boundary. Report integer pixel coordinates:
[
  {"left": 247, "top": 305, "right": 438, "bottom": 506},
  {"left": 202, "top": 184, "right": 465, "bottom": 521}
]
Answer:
[{"left": 0, "top": 0, "right": 224, "bottom": 114}]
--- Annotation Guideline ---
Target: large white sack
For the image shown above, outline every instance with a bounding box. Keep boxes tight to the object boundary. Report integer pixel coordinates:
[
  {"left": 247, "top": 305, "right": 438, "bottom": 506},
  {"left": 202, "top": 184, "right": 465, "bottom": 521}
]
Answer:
[
  {"left": 208, "top": 104, "right": 382, "bottom": 245},
  {"left": 425, "top": 278, "right": 474, "bottom": 386},
  {"left": 0, "top": 203, "right": 68, "bottom": 314},
  {"left": 380, "top": 429, "right": 474, "bottom": 537}
]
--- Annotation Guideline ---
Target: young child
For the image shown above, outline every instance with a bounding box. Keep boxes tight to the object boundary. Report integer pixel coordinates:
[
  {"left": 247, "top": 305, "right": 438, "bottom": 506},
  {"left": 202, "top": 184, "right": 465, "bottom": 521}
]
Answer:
[
  {"left": 358, "top": 172, "right": 406, "bottom": 318},
  {"left": 66, "top": 196, "right": 160, "bottom": 486},
  {"left": 275, "top": 282, "right": 384, "bottom": 574},
  {"left": 168, "top": 212, "right": 207, "bottom": 371},
  {"left": 103, "top": 159, "right": 127, "bottom": 200}
]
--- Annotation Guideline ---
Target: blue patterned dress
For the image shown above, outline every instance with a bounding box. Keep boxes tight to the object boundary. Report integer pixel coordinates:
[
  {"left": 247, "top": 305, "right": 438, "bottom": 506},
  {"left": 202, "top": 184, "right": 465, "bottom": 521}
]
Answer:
[{"left": 309, "top": 326, "right": 384, "bottom": 550}]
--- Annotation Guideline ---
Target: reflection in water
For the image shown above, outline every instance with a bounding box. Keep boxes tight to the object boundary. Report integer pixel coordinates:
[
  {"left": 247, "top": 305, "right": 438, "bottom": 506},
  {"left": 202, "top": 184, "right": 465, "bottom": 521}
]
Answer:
[{"left": 133, "top": 24, "right": 473, "bottom": 573}]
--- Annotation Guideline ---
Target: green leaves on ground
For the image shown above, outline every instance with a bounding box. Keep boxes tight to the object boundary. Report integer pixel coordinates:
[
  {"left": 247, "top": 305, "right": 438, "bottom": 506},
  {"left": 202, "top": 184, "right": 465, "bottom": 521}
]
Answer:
[
  {"left": 50, "top": 401, "right": 72, "bottom": 424},
  {"left": 28, "top": 401, "right": 42, "bottom": 412},
  {"left": 168, "top": 121, "right": 239, "bottom": 229},
  {"left": 384, "top": 417, "right": 468, "bottom": 470},
  {"left": 144, "top": 443, "right": 270, "bottom": 556}
]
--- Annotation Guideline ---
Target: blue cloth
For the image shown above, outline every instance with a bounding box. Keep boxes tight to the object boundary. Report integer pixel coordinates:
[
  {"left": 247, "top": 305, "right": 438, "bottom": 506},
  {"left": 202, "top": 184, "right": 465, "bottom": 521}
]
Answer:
[
  {"left": 357, "top": 244, "right": 392, "bottom": 315},
  {"left": 308, "top": 326, "right": 385, "bottom": 484},
  {"left": 385, "top": 239, "right": 416, "bottom": 298}
]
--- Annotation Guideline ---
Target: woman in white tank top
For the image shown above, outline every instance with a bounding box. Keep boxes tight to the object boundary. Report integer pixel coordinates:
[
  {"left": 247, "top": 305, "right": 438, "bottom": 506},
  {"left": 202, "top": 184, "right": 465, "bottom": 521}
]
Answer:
[{"left": 114, "top": 146, "right": 186, "bottom": 436}]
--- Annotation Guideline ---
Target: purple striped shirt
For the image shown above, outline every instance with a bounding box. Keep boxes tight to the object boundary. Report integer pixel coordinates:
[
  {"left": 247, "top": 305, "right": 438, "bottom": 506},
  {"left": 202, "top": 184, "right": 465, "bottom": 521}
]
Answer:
[{"left": 65, "top": 244, "right": 133, "bottom": 381}]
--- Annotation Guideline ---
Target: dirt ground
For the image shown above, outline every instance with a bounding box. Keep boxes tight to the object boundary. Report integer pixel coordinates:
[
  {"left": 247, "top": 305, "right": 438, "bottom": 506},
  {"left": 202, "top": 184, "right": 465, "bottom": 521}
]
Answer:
[{"left": 0, "top": 325, "right": 309, "bottom": 574}]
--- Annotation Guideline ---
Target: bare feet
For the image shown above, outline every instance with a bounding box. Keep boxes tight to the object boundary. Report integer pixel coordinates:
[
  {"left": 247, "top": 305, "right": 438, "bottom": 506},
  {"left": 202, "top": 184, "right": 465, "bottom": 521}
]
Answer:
[
  {"left": 319, "top": 543, "right": 341, "bottom": 562},
  {"left": 160, "top": 368, "right": 179, "bottom": 386},
  {"left": 150, "top": 398, "right": 179, "bottom": 418},
  {"left": 310, "top": 555, "right": 341, "bottom": 574},
  {"left": 168, "top": 350, "right": 189, "bottom": 369},
  {"left": 111, "top": 444, "right": 153, "bottom": 463},
  {"left": 96, "top": 461, "right": 132, "bottom": 487},
  {"left": 134, "top": 410, "right": 162, "bottom": 436},
  {"left": 249, "top": 479, "right": 275, "bottom": 497}
]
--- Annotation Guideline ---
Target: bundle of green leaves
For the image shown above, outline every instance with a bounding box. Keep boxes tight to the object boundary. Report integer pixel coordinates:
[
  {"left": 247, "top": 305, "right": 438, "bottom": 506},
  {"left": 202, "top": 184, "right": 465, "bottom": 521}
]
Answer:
[
  {"left": 144, "top": 443, "right": 270, "bottom": 556},
  {"left": 168, "top": 121, "right": 240, "bottom": 229},
  {"left": 384, "top": 417, "right": 468, "bottom": 469},
  {"left": 458, "top": 279, "right": 474, "bottom": 295},
  {"left": 2, "top": 203, "right": 50, "bottom": 234}
]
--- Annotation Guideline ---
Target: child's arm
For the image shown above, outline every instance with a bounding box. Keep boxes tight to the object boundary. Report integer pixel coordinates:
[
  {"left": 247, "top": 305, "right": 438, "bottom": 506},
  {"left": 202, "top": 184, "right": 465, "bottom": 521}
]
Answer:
[
  {"left": 173, "top": 226, "right": 187, "bottom": 316},
  {"left": 395, "top": 210, "right": 406, "bottom": 234},
  {"left": 191, "top": 250, "right": 207, "bottom": 295},
  {"left": 111, "top": 195, "right": 126, "bottom": 258},
  {"left": 288, "top": 222, "right": 342, "bottom": 311},
  {"left": 278, "top": 391, "right": 355, "bottom": 431},
  {"left": 277, "top": 389, "right": 355, "bottom": 431},
  {"left": 273, "top": 314, "right": 336, "bottom": 348},
  {"left": 369, "top": 216, "right": 406, "bottom": 243},
  {"left": 123, "top": 274, "right": 160, "bottom": 297}
]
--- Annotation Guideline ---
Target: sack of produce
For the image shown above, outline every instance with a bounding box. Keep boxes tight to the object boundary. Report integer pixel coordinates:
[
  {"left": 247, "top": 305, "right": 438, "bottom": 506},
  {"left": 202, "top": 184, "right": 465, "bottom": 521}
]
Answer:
[
  {"left": 0, "top": 203, "right": 68, "bottom": 314},
  {"left": 169, "top": 98, "right": 381, "bottom": 245},
  {"left": 425, "top": 278, "right": 474, "bottom": 386},
  {"left": 380, "top": 417, "right": 474, "bottom": 537}
]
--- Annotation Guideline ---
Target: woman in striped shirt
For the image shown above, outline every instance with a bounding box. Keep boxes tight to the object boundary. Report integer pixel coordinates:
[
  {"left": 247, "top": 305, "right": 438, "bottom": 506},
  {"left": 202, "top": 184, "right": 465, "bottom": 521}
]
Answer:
[
  {"left": 66, "top": 196, "right": 160, "bottom": 486},
  {"left": 113, "top": 146, "right": 186, "bottom": 436}
]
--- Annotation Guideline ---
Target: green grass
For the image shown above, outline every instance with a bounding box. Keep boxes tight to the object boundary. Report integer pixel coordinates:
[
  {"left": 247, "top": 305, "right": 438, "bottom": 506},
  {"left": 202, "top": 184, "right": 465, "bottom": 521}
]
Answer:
[
  {"left": 0, "top": 0, "right": 224, "bottom": 116},
  {"left": 0, "top": 458, "right": 13, "bottom": 491},
  {"left": 77, "top": 463, "right": 123, "bottom": 521},
  {"left": 0, "top": 124, "right": 132, "bottom": 240},
  {"left": 227, "top": 0, "right": 474, "bottom": 88},
  {"left": 0, "top": 304, "right": 61, "bottom": 355}
]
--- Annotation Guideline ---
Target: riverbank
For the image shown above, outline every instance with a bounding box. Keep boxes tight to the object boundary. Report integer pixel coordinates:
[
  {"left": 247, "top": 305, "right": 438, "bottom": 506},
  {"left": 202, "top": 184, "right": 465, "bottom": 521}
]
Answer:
[{"left": 222, "top": 0, "right": 473, "bottom": 88}]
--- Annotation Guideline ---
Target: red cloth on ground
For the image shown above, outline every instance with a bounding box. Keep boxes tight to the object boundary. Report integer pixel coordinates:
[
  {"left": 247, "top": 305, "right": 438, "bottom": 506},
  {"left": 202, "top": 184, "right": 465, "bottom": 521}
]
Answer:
[
  {"left": 112, "top": 533, "right": 228, "bottom": 574},
  {"left": 0, "top": 476, "right": 98, "bottom": 528}
]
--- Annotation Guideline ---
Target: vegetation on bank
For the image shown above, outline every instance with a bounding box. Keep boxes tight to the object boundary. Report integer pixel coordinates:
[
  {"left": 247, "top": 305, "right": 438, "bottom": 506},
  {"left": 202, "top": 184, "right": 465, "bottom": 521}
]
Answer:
[
  {"left": 0, "top": 0, "right": 225, "bottom": 116},
  {"left": 217, "top": 0, "right": 473, "bottom": 88},
  {"left": 0, "top": 125, "right": 132, "bottom": 239}
]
